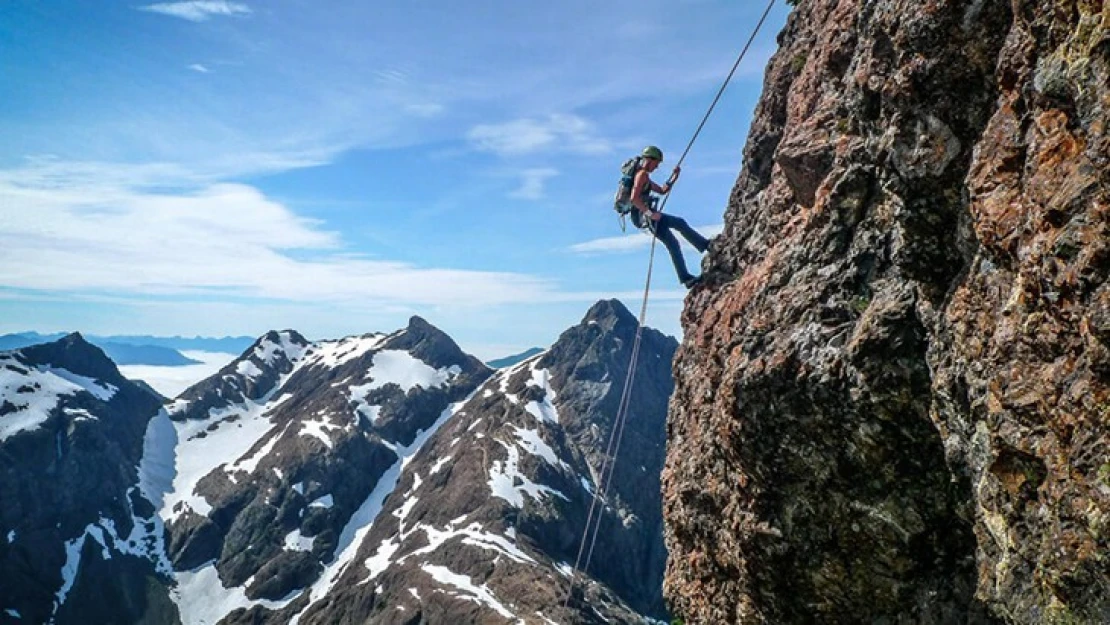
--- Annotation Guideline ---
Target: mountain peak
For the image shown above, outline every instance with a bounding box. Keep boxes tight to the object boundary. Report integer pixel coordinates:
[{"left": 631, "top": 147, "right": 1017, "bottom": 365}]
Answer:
[
  {"left": 387, "top": 316, "right": 484, "bottom": 375},
  {"left": 583, "top": 298, "right": 637, "bottom": 328},
  {"left": 405, "top": 315, "right": 435, "bottom": 333},
  {"left": 16, "top": 332, "right": 123, "bottom": 385},
  {"left": 259, "top": 328, "right": 309, "bottom": 348}
]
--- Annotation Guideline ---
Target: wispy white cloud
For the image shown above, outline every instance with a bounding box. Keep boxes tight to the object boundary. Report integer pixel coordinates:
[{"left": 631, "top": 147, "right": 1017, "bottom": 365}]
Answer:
[
  {"left": 508, "top": 168, "right": 558, "bottom": 201},
  {"left": 6, "top": 155, "right": 329, "bottom": 192},
  {"left": 0, "top": 163, "right": 558, "bottom": 308},
  {"left": 568, "top": 223, "right": 723, "bottom": 254},
  {"left": 188, "top": 63, "right": 210, "bottom": 73},
  {"left": 139, "top": 1, "right": 251, "bottom": 22},
  {"left": 468, "top": 114, "right": 611, "bottom": 157}
]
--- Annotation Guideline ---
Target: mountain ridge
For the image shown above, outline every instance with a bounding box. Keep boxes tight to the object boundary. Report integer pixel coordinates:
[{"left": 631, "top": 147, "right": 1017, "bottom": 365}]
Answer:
[{"left": 1, "top": 300, "right": 677, "bottom": 624}]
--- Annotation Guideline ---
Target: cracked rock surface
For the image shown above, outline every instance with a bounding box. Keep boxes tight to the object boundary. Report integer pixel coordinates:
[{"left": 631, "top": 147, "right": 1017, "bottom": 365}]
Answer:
[{"left": 662, "top": 1, "right": 1109, "bottom": 623}]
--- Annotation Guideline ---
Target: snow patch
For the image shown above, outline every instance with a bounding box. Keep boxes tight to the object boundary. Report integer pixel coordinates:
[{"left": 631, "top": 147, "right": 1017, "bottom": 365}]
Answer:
[
  {"left": 157, "top": 388, "right": 293, "bottom": 522},
  {"left": 64, "top": 407, "right": 97, "bottom": 422},
  {"left": 488, "top": 440, "right": 568, "bottom": 507},
  {"left": 300, "top": 334, "right": 384, "bottom": 370},
  {"left": 47, "top": 367, "right": 117, "bottom": 401},
  {"left": 362, "top": 537, "right": 402, "bottom": 582},
  {"left": 236, "top": 359, "right": 264, "bottom": 380},
  {"left": 524, "top": 366, "right": 559, "bottom": 424},
  {"left": 0, "top": 361, "right": 116, "bottom": 441},
  {"left": 137, "top": 409, "right": 177, "bottom": 513},
  {"left": 511, "top": 426, "right": 568, "bottom": 470},
  {"left": 422, "top": 564, "right": 515, "bottom": 619},
  {"left": 284, "top": 528, "right": 315, "bottom": 552},
  {"left": 580, "top": 476, "right": 596, "bottom": 495},
  {"left": 230, "top": 423, "right": 286, "bottom": 475},
  {"left": 347, "top": 396, "right": 379, "bottom": 422},
  {"left": 56, "top": 530, "right": 90, "bottom": 610},
  {"left": 406, "top": 473, "right": 423, "bottom": 496},
  {"left": 308, "top": 494, "right": 334, "bottom": 509},
  {"left": 407, "top": 521, "right": 535, "bottom": 564},
  {"left": 299, "top": 417, "right": 342, "bottom": 449},
  {"left": 363, "top": 350, "right": 461, "bottom": 393},
  {"left": 54, "top": 513, "right": 172, "bottom": 615},
  {"left": 171, "top": 561, "right": 297, "bottom": 625},
  {"left": 429, "top": 456, "right": 452, "bottom": 475},
  {"left": 395, "top": 496, "right": 419, "bottom": 534},
  {"left": 495, "top": 358, "right": 535, "bottom": 406},
  {"left": 555, "top": 561, "right": 575, "bottom": 578}
]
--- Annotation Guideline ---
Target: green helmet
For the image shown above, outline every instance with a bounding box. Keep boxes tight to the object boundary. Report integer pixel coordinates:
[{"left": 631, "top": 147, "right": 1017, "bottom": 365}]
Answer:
[{"left": 641, "top": 145, "right": 663, "bottom": 161}]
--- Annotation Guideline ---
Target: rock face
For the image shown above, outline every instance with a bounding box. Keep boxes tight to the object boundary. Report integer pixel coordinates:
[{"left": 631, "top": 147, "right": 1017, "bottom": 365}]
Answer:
[
  {"left": 0, "top": 334, "right": 172, "bottom": 625},
  {"left": 662, "top": 1, "right": 1109, "bottom": 624}
]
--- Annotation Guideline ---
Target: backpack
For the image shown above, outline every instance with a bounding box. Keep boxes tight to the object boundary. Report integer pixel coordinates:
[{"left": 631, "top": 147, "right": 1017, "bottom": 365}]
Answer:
[{"left": 612, "top": 156, "right": 642, "bottom": 215}]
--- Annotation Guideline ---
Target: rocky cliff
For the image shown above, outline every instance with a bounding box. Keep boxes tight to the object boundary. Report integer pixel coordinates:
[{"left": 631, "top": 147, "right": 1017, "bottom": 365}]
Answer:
[{"left": 663, "top": 1, "right": 1108, "bottom": 623}]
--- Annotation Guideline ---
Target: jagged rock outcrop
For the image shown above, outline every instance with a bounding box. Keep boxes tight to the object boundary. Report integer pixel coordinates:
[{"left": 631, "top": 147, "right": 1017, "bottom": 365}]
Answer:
[
  {"left": 0, "top": 334, "right": 172, "bottom": 625},
  {"left": 663, "top": 1, "right": 1108, "bottom": 624}
]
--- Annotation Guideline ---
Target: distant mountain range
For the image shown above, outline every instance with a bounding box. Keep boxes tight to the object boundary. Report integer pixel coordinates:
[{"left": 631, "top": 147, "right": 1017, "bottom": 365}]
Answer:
[
  {"left": 1, "top": 333, "right": 547, "bottom": 371},
  {"left": 0, "top": 332, "right": 256, "bottom": 361},
  {"left": 485, "top": 346, "right": 544, "bottom": 369},
  {"left": 0, "top": 300, "right": 676, "bottom": 624}
]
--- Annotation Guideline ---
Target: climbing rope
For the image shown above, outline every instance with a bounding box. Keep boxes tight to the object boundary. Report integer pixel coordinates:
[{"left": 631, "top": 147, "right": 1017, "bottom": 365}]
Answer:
[{"left": 562, "top": 0, "right": 778, "bottom": 613}]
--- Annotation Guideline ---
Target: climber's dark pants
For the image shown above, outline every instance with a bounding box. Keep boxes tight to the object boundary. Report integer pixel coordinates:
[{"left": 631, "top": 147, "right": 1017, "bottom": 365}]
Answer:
[{"left": 633, "top": 211, "right": 708, "bottom": 283}]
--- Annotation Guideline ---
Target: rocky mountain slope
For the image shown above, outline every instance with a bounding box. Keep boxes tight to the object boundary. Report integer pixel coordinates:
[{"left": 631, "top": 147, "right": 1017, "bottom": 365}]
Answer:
[
  {"left": 2, "top": 300, "right": 676, "bottom": 624},
  {"left": 663, "top": 1, "right": 1108, "bottom": 624},
  {"left": 0, "top": 334, "right": 170, "bottom": 625},
  {"left": 213, "top": 299, "right": 675, "bottom": 624}
]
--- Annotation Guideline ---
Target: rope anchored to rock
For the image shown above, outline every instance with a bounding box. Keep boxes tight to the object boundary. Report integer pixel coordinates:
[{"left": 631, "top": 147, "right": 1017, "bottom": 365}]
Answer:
[{"left": 562, "top": 0, "right": 778, "bottom": 614}]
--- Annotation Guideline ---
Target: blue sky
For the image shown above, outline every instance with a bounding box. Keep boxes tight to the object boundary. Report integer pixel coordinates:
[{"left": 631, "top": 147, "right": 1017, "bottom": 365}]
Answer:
[{"left": 0, "top": 0, "right": 790, "bottom": 359}]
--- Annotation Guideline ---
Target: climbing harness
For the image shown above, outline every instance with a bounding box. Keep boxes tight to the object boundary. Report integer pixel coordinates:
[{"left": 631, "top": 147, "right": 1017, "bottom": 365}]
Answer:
[{"left": 562, "top": 0, "right": 778, "bottom": 613}]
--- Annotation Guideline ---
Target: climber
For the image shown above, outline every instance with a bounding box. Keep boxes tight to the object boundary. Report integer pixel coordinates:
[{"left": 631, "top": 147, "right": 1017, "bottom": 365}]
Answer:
[{"left": 630, "top": 145, "right": 709, "bottom": 288}]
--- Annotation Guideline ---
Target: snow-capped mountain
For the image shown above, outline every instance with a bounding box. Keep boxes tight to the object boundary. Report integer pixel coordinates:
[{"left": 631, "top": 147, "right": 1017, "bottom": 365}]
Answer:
[
  {"left": 0, "top": 301, "right": 676, "bottom": 624},
  {"left": 0, "top": 334, "right": 169, "bottom": 625}
]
